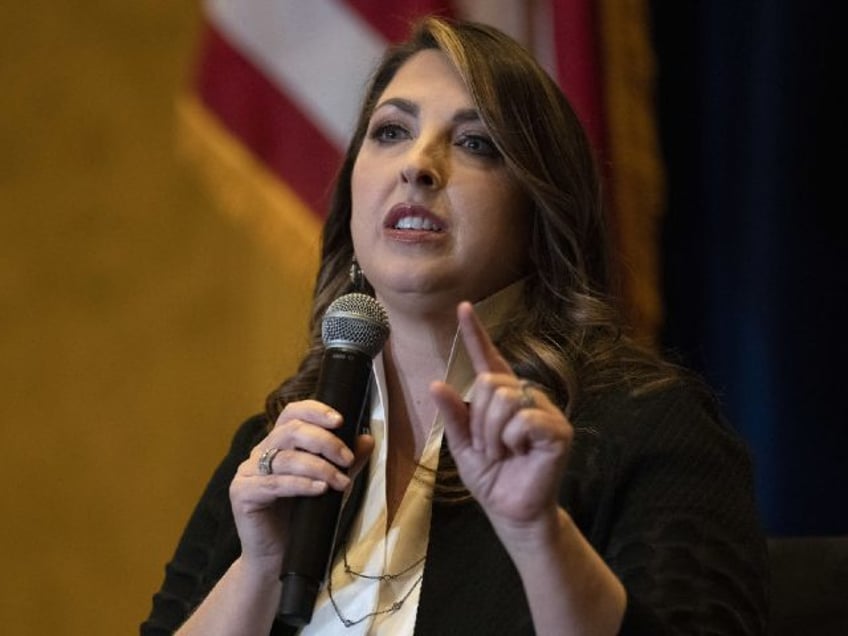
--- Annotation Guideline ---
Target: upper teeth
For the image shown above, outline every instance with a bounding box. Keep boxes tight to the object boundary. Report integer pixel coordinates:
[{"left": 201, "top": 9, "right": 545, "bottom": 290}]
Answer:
[{"left": 394, "top": 215, "right": 440, "bottom": 231}]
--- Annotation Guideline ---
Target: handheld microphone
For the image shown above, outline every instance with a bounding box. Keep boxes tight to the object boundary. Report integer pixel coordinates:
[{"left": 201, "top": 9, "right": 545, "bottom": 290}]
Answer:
[{"left": 277, "top": 292, "right": 390, "bottom": 626}]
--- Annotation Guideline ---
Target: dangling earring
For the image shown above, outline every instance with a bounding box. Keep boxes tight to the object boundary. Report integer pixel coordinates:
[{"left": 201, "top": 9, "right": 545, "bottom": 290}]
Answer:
[{"left": 349, "top": 255, "right": 364, "bottom": 291}]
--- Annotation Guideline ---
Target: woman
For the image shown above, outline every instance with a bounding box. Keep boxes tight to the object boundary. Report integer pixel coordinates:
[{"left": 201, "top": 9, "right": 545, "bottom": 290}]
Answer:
[{"left": 143, "top": 16, "right": 769, "bottom": 635}]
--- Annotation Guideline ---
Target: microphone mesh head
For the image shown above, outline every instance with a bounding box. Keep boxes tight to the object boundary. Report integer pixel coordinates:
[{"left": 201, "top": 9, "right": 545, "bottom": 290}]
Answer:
[{"left": 321, "top": 293, "right": 390, "bottom": 357}]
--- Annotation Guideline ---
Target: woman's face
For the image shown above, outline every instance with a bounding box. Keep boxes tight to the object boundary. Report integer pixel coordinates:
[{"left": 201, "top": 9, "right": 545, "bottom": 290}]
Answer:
[{"left": 350, "top": 49, "right": 531, "bottom": 317}]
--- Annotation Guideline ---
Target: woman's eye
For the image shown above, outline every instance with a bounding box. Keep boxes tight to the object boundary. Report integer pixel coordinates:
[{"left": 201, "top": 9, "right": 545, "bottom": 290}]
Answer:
[
  {"left": 457, "top": 134, "right": 500, "bottom": 158},
  {"left": 370, "top": 123, "right": 409, "bottom": 143}
]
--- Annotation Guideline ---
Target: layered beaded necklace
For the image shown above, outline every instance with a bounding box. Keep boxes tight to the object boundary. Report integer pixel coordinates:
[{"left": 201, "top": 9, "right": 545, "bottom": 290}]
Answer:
[{"left": 327, "top": 541, "right": 426, "bottom": 628}]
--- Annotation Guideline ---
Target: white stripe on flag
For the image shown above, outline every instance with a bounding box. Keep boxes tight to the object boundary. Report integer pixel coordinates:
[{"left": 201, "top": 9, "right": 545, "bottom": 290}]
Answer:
[
  {"left": 206, "top": 0, "right": 387, "bottom": 149},
  {"left": 455, "top": 0, "right": 557, "bottom": 78}
]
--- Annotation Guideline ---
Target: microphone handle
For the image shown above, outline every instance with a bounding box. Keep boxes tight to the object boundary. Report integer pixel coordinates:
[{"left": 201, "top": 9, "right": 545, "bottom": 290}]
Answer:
[{"left": 277, "top": 347, "right": 373, "bottom": 626}]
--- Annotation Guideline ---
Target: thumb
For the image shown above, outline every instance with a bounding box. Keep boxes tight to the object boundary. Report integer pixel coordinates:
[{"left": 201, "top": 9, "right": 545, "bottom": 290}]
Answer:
[
  {"left": 349, "top": 433, "right": 375, "bottom": 479},
  {"left": 430, "top": 380, "right": 471, "bottom": 453}
]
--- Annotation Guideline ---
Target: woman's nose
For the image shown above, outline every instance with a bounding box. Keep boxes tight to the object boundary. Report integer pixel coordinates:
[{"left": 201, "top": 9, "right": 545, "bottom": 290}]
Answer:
[{"left": 400, "top": 140, "right": 444, "bottom": 189}]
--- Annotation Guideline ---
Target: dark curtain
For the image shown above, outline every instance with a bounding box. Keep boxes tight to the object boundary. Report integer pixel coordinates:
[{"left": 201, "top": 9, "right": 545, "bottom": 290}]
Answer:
[{"left": 652, "top": 1, "right": 847, "bottom": 536}]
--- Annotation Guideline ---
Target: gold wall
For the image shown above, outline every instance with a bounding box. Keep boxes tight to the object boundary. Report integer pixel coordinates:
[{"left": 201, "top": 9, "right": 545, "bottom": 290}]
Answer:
[{"left": 0, "top": 4, "right": 315, "bottom": 633}]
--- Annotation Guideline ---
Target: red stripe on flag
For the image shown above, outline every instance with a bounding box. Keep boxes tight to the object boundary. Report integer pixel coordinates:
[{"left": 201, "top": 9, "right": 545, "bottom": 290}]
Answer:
[
  {"left": 551, "top": 0, "right": 606, "bottom": 156},
  {"left": 193, "top": 23, "right": 342, "bottom": 217},
  {"left": 343, "top": 0, "right": 455, "bottom": 42}
]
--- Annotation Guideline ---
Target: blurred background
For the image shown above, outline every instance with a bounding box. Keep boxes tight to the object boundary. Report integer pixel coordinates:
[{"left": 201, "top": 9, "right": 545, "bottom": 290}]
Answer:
[
  {"left": 0, "top": 3, "right": 315, "bottom": 634},
  {"left": 1, "top": 1, "right": 844, "bottom": 634}
]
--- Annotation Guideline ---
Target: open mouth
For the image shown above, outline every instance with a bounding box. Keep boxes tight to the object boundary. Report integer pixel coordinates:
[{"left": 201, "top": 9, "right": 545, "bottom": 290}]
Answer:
[
  {"left": 392, "top": 215, "right": 444, "bottom": 231},
  {"left": 385, "top": 204, "right": 447, "bottom": 232}
]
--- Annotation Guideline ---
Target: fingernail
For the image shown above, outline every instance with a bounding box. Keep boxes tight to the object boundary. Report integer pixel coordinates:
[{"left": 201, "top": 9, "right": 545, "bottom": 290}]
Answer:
[
  {"left": 327, "top": 410, "right": 343, "bottom": 425},
  {"left": 340, "top": 447, "right": 354, "bottom": 465}
]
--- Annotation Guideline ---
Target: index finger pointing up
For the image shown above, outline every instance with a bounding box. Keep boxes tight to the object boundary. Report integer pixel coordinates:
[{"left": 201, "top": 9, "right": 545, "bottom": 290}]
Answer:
[{"left": 457, "top": 301, "right": 513, "bottom": 375}]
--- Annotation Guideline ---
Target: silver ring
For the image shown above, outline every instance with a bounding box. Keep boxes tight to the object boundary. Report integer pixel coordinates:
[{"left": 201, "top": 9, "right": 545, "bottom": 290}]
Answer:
[
  {"left": 258, "top": 447, "right": 282, "bottom": 475},
  {"left": 518, "top": 380, "right": 536, "bottom": 410}
]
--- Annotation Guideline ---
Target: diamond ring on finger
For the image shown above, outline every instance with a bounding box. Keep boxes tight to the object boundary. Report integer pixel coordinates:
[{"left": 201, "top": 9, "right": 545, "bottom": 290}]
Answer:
[{"left": 258, "top": 447, "right": 283, "bottom": 475}]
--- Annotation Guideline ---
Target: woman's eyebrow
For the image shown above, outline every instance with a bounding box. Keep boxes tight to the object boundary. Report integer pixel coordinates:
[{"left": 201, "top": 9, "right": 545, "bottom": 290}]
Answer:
[
  {"left": 372, "top": 99, "right": 481, "bottom": 125},
  {"left": 452, "top": 108, "right": 480, "bottom": 124},
  {"left": 373, "top": 97, "right": 417, "bottom": 116}
]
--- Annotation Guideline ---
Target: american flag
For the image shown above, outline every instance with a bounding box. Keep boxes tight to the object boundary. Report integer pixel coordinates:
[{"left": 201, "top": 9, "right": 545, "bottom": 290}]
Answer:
[{"left": 178, "top": 0, "right": 662, "bottom": 341}]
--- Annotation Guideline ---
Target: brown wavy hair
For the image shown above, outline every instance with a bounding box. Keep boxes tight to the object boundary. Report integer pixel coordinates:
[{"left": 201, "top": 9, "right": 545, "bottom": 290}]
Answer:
[{"left": 265, "top": 16, "right": 678, "bottom": 425}]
